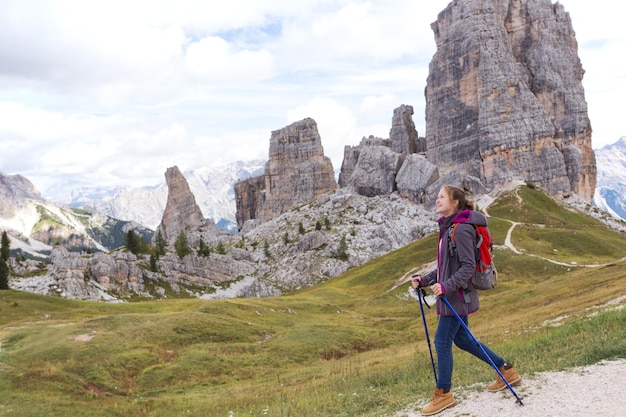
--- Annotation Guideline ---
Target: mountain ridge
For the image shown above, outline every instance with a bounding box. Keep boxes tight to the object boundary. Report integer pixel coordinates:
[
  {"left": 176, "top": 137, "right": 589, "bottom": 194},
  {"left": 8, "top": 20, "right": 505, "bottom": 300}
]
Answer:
[
  {"left": 4, "top": 0, "right": 625, "bottom": 302},
  {"left": 593, "top": 136, "right": 626, "bottom": 221}
]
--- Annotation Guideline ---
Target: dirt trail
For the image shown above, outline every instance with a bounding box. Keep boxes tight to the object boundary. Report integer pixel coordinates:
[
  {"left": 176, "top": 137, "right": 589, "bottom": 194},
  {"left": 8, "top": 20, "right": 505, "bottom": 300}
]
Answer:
[
  {"left": 393, "top": 358, "right": 626, "bottom": 417},
  {"left": 501, "top": 220, "right": 611, "bottom": 268}
]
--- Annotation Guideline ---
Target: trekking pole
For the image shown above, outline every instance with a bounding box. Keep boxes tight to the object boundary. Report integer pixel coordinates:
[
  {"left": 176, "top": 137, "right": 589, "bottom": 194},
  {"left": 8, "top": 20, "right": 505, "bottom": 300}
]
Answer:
[
  {"left": 439, "top": 295, "right": 524, "bottom": 406},
  {"left": 413, "top": 286, "right": 437, "bottom": 384}
]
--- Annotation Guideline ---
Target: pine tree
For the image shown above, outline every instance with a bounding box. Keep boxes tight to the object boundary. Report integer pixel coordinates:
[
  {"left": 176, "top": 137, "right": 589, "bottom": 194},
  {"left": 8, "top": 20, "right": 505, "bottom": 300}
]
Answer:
[
  {"left": 198, "top": 239, "right": 211, "bottom": 257},
  {"left": 1, "top": 231, "right": 10, "bottom": 262},
  {"left": 337, "top": 235, "right": 349, "bottom": 261},
  {"left": 155, "top": 230, "right": 167, "bottom": 258},
  {"left": 125, "top": 230, "right": 139, "bottom": 254},
  {"left": 174, "top": 231, "right": 191, "bottom": 259},
  {"left": 298, "top": 222, "right": 305, "bottom": 235},
  {"left": 0, "top": 231, "right": 10, "bottom": 289},
  {"left": 149, "top": 253, "right": 158, "bottom": 272},
  {"left": 0, "top": 261, "right": 9, "bottom": 290}
]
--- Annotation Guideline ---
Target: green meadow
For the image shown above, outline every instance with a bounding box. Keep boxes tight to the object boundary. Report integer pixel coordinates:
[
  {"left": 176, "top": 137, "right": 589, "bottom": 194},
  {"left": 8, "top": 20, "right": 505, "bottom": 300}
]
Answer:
[{"left": 1, "top": 185, "right": 625, "bottom": 416}]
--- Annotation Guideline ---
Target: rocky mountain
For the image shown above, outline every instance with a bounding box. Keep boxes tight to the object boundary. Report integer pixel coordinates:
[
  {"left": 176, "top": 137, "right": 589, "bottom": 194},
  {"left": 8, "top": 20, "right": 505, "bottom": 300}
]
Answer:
[
  {"left": 5, "top": 0, "right": 617, "bottom": 303},
  {"left": 9, "top": 188, "right": 440, "bottom": 301},
  {"left": 6, "top": 110, "right": 442, "bottom": 301},
  {"left": 426, "top": 0, "right": 596, "bottom": 201},
  {"left": 81, "top": 185, "right": 167, "bottom": 231},
  {"left": 0, "top": 173, "right": 152, "bottom": 259},
  {"left": 593, "top": 137, "right": 626, "bottom": 221}
]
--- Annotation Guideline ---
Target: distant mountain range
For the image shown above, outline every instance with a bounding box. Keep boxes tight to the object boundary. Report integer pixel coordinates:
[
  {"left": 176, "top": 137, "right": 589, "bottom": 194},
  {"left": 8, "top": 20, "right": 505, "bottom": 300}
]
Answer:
[
  {"left": 53, "top": 139, "right": 626, "bottom": 231},
  {"left": 56, "top": 160, "right": 266, "bottom": 232},
  {"left": 592, "top": 137, "right": 626, "bottom": 221},
  {"left": 0, "top": 175, "right": 153, "bottom": 259},
  {"left": 1, "top": 138, "right": 623, "bottom": 264}
]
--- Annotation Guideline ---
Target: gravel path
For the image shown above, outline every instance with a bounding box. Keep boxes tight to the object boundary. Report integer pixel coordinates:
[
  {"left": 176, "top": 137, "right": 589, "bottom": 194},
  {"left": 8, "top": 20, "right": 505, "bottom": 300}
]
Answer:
[{"left": 393, "top": 358, "right": 626, "bottom": 417}]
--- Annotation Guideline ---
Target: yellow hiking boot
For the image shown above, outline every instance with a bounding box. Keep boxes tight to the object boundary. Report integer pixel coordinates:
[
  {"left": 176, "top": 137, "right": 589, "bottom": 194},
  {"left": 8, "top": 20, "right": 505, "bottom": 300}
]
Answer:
[
  {"left": 421, "top": 387, "right": 456, "bottom": 416},
  {"left": 487, "top": 363, "right": 521, "bottom": 392}
]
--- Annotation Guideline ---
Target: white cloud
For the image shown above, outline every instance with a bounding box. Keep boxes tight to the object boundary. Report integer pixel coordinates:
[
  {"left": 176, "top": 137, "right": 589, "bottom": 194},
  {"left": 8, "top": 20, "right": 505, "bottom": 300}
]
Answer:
[
  {"left": 184, "top": 37, "right": 274, "bottom": 83},
  {"left": 0, "top": 0, "right": 624, "bottom": 198},
  {"left": 277, "top": 1, "right": 435, "bottom": 74},
  {"left": 560, "top": 0, "right": 626, "bottom": 147}
]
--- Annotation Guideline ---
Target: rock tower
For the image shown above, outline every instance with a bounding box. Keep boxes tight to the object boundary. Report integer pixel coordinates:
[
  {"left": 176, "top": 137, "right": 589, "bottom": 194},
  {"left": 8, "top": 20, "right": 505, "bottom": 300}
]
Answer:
[
  {"left": 154, "top": 166, "right": 207, "bottom": 243},
  {"left": 234, "top": 118, "right": 337, "bottom": 230},
  {"left": 425, "top": 0, "right": 596, "bottom": 201}
]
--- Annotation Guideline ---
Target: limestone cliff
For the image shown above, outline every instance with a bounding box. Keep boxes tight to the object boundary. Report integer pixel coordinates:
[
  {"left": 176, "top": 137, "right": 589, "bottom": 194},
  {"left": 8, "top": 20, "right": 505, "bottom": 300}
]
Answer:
[
  {"left": 425, "top": 0, "right": 596, "bottom": 201},
  {"left": 234, "top": 175, "right": 265, "bottom": 231},
  {"left": 235, "top": 118, "right": 337, "bottom": 230}
]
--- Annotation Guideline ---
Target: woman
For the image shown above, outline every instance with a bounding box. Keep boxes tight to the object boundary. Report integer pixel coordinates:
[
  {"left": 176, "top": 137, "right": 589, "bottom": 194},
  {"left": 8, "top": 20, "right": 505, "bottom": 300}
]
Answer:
[{"left": 412, "top": 185, "right": 520, "bottom": 416}]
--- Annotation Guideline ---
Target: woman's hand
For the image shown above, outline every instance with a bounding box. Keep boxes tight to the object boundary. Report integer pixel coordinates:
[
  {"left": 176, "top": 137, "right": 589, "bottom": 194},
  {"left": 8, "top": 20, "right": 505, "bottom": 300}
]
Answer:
[
  {"left": 411, "top": 275, "right": 421, "bottom": 288},
  {"left": 430, "top": 283, "right": 443, "bottom": 296}
]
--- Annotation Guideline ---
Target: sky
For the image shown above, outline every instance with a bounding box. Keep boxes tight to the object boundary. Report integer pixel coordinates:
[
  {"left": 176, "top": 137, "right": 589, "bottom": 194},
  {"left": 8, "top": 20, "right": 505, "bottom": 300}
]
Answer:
[{"left": 0, "top": 0, "right": 624, "bottom": 198}]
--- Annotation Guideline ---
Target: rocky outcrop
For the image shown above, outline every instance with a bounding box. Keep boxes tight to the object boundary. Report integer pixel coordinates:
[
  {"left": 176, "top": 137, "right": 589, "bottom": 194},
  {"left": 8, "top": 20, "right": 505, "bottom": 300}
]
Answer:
[
  {"left": 9, "top": 246, "right": 141, "bottom": 301},
  {"left": 338, "top": 136, "right": 389, "bottom": 188},
  {"left": 148, "top": 252, "right": 256, "bottom": 287},
  {"left": 234, "top": 175, "right": 265, "bottom": 233},
  {"left": 396, "top": 154, "right": 440, "bottom": 204},
  {"left": 234, "top": 188, "right": 438, "bottom": 292},
  {"left": 10, "top": 244, "right": 262, "bottom": 301},
  {"left": 154, "top": 166, "right": 211, "bottom": 243},
  {"left": 425, "top": 0, "right": 596, "bottom": 201},
  {"left": 10, "top": 188, "right": 438, "bottom": 301},
  {"left": 389, "top": 104, "right": 425, "bottom": 155},
  {"left": 349, "top": 145, "right": 403, "bottom": 197},
  {"left": 235, "top": 118, "right": 337, "bottom": 230},
  {"left": 338, "top": 105, "right": 436, "bottom": 203}
]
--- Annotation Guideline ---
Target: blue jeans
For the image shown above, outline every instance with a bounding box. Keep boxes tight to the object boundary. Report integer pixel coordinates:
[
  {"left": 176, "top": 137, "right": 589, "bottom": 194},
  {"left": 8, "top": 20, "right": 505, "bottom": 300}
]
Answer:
[{"left": 434, "top": 315, "right": 505, "bottom": 390}]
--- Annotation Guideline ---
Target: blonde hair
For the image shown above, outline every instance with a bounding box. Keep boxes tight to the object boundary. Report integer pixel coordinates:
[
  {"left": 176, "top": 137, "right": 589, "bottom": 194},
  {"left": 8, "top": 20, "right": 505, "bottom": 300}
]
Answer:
[{"left": 442, "top": 185, "right": 475, "bottom": 211}]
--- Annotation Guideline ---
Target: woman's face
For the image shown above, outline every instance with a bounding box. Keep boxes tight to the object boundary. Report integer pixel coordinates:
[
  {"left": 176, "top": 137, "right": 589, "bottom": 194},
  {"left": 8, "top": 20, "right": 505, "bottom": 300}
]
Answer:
[{"left": 436, "top": 188, "right": 458, "bottom": 217}]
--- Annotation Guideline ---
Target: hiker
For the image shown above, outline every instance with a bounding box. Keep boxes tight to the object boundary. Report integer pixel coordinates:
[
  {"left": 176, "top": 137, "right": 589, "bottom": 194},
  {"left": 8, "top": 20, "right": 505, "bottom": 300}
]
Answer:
[{"left": 411, "top": 185, "right": 520, "bottom": 416}]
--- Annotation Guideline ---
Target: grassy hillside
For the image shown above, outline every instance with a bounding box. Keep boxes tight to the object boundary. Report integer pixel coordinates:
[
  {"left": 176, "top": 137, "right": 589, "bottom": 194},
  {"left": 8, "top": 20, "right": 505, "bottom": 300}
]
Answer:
[{"left": 1, "top": 185, "right": 625, "bottom": 417}]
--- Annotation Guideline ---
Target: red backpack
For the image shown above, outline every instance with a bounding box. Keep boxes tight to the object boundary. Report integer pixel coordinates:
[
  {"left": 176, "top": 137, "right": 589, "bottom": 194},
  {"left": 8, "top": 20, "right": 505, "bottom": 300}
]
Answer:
[{"left": 448, "top": 223, "right": 497, "bottom": 290}]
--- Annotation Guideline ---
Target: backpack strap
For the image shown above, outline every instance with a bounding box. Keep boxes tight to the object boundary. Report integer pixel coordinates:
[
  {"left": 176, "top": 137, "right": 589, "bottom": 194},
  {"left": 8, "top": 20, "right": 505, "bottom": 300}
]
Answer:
[
  {"left": 449, "top": 222, "right": 481, "bottom": 257},
  {"left": 448, "top": 222, "right": 473, "bottom": 296},
  {"left": 447, "top": 223, "right": 459, "bottom": 256}
]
